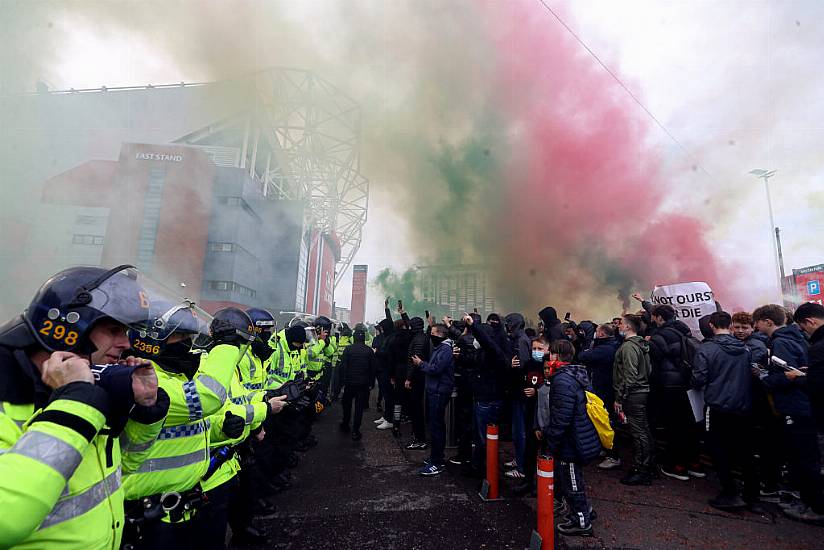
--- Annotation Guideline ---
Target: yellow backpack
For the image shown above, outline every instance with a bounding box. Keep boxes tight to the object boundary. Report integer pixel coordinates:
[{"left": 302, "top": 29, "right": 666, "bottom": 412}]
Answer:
[{"left": 585, "top": 391, "right": 614, "bottom": 450}]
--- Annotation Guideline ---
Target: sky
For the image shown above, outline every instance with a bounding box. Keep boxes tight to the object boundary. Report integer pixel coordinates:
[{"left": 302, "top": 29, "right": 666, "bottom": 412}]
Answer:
[{"left": 1, "top": 0, "right": 821, "bottom": 322}]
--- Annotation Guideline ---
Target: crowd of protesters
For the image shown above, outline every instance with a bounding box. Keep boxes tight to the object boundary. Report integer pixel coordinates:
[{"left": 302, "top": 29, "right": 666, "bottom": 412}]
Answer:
[{"left": 341, "top": 296, "right": 824, "bottom": 537}]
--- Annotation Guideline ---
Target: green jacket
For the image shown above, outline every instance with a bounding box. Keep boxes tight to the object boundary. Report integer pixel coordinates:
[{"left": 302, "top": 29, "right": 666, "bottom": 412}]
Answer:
[
  {"left": 612, "top": 335, "right": 651, "bottom": 403},
  {"left": 0, "top": 348, "right": 165, "bottom": 549},
  {"left": 306, "top": 337, "right": 337, "bottom": 381},
  {"left": 122, "top": 344, "right": 242, "bottom": 508}
]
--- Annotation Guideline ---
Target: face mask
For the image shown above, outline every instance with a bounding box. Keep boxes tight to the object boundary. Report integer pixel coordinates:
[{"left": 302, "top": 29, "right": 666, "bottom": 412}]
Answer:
[
  {"left": 252, "top": 340, "right": 275, "bottom": 361},
  {"left": 618, "top": 330, "right": 626, "bottom": 337},
  {"left": 431, "top": 335, "right": 446, "bottom": 346},
  {"left": 532, "top": 350, "right": 545, "bottom": 362},
  {"left": 472, "top": 338, "right": 481, "bottom": 350},
  {"left": 159, "top": 340, "right": 201, "bottom": 374}
]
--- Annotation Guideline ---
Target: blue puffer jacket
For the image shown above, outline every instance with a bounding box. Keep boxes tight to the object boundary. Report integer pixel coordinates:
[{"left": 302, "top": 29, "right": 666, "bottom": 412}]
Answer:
[
  {"left": 546, "top": 364, "right": 601, "bottom": 464},
  {"left": 762, "top": 325, "right": 811, "bottom": 417}
]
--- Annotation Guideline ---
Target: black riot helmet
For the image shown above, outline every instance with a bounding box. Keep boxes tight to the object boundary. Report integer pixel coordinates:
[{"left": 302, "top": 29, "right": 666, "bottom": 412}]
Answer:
[
  {"left": 246, "top": 308, "right": 276, "bottom": 360},
  {"left": 128, "top": 299, "right": 211, "bottom": 361},
  {"left": 21, "top": 265, "right": 152, "bottom": 354},
  {"left": 211, "top": 308, "right": 255, "bottom": 347},
  {"left": 314, "top": 315, "right": 333, "bottom": 333}
]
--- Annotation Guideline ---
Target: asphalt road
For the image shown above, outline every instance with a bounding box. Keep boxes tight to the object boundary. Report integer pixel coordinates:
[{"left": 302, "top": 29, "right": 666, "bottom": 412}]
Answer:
[{"left": 237, "top": 398, "right": 824, "bottom": 550}]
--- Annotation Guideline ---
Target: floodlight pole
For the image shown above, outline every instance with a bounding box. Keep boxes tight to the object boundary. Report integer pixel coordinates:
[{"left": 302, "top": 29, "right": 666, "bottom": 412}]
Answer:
[{"left": 750, "top": 170, "right": 782, "bottom": 298}]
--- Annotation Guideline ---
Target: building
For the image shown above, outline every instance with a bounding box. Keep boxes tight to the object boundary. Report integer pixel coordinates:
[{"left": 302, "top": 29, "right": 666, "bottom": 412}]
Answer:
[
  {"left": 350, "top": 264, "right": 368, "bottom": 325},
  {"left": 1, "top": 69, "right": 369, "bottom": 317},
  {"left": 782, "top": 263, "right": 824, "bottom": 308},
  {"left": 416, "top": 264, "right": 497, "bottom": 318}
]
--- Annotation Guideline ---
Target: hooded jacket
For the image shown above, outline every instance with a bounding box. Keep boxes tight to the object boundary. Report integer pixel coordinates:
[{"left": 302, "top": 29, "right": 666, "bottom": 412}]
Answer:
[
  {"left": 579, "top": 336, "right": 620, "bottom": 402},
  {"left": 744, "top": 332, "right": 769, "bottom": 366},
  {"left": 762, "top": 325, "right": 811, "bottom": 417},
  {"left": 538, "top": 306, "right": 564, "bottom": 342},
  {"left": 419, "top": 338, "right": 455, "bottom": 395},
  {"left": 807, "top": 325, "right": 824, "bottom": 428},
  {"left": 405, "top": 317, "right": 431, "bottom": 381},
  {"left": 648, "top": 319, "right": 693, "bottom": 388},
  {"left": 340, "top": 340, "right": 377, "bottom": 387},
  {"left": 692, "top": 334, "right": 752, "bottom": 413},
  {"left": 505, "top": 313, "right": 532, "bottom": 399},
  {"left": 468, "top": 322, "right": 507, "bottom": 401},
  {"left": 544, "top": 364, "right": 601, "bottom": 463},
  {"left": 613, "top": 335, "right": 651, "bottom": 403}
]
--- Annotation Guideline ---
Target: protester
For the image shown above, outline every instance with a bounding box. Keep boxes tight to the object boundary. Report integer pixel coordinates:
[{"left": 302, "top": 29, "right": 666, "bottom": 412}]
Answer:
[
  {"left": 692, "top": 311, "right": 759, "bottom": 511},
  {"left": 539, "top": 340, "right": 600, "bottom": 537},
  {"left": 339, "top": 329, "right": 377, "bottom": 440},
  {"left": 753, "top": 304, "right": 824, "bottom": 522},
  {"left": 580, "top": 323, "right": 621, "bottom": 469},
  {"left": 404, "top": 316, "right": 431, "bottom": 450},
  {"left": 411, "top": 324, "right": 455, "bottom": 476},
  {"left": 613, "top": 314, "right": 655, "bottom": 485},
  {"left": 505, "top": 313, "right": 532, "bottom": 479},
  {"left": 513, "top": 336, "right": 549, "bottom": 496}
]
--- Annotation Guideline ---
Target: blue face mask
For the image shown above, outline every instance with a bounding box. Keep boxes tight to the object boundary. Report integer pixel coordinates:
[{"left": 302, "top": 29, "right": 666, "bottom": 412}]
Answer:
[{"left": 531, "top": 350, "right": 545, "bottom": 362}]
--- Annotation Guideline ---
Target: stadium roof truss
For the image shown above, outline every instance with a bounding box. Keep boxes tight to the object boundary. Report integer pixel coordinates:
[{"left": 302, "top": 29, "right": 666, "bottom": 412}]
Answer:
[{"left": 174, "top": 68, "right": 369, "bottom": 287}]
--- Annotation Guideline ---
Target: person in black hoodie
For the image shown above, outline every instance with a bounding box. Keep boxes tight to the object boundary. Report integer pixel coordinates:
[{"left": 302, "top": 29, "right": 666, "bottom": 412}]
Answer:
[
  {"left": 543, "top": 340, "right": 601, "bottom": 537},
  {"left": 464, "top": 314, "right": 508, "bottom": 477},
  {"left": 580, "top": 323, "right": 621, "bottom": 469},
  {"left": 692, "top": 312, "right": 758, "bottom": 511},
  {"left": 339, "top": 329, "right": 377, "bottom": 440},
  {"left": 794, "top": 303, "right": 824, "bottom": 434},
  {"left": 513, "top": 336, "right": 549, "bottom": 497},
  {"left": 647, "top": 304, "right": 703, "bottom": 481},
  {"left": 404, "top": 316, "right": 431, "bottom": 450},
  {"left": 450, "top": 315, "right": 480, "bottom": 467},
  {"left": 373, "top": 317, "right": 394, "bottom": 427},
  {"left": 538, "top": 306, "right": 564, "bottom": 343},
  {"left": 753, "top": 304, "right": 824, "bottom": 522},
  {"left": 505, "top": 313, "right": 532, "bottom": 479}
]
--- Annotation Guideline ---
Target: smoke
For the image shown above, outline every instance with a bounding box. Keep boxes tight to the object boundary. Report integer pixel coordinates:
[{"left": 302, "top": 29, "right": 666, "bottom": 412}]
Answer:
[{"left": 0, "top": 0, "right": 755, "bottom": 322}]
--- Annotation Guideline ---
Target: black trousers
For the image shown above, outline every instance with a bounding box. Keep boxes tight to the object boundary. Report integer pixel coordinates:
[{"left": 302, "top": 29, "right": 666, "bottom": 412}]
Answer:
[
  {"left": 133, "top": 516, "right": 200, "bottom": 550},
  {"left": 657, "top": 387, "right": 699, "bottom": 468},
  {"left": 558, "top": 460, "right": 592, "bottom": 527},
  {"left": 341, "top": 384, "right": 370, "bottom": 432},
  {"left": 408, "top": 372, "right": 426, "bottom": 441},
  {"left": 522, "top": 398, "right": 540, "bottom": 486},
  {"left": 455, "top": 375, "right": 474, "bottom": 461},
  {"left": 199, "top": 476, "right": 238, "bottom": 550},
  {"left": 784, "top": 415, "right": 824, "bottom": 512},
  {"left": 706, "top": 408, "right": 757, "bottom": 501}
]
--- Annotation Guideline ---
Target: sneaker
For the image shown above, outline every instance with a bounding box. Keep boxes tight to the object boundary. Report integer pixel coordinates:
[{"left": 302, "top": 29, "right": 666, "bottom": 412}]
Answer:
[
  {"left": 376, "top": 420, "right": 393, "bottom": 430},
  {"left": 405, "top": 440, "right": 427, "bottom": 450},
  {"left": 708, "top": 492, "right": 746, "bottom": 511},
  {"left": 758, "top": 489, "right": 780, "bottom": 503},
  {"left": 554, "top": 498, "right": 569, "bottom": 517},
  {"left": 660, "top": 465, "right": 689, "bottom": 481},
  {"left": 504, "top": 469, "right": 525, "bottom": 479},
  {"left": 504, "top": 459, "right": 518, "bottom": 469},
  {"left": 620, "top": 471, "right": 652, "bottom": 486},
  {"left": 556, "top": 518, "right": 593, "bottom": 537},
  {"left": 374, "top": 417, "right": 386, "bottom": 424},
  {"left": 418, "top": 463, "right": 444, "bottom": 476},
  {"left": 687, "top": 464, "right": 706, "bottom": 478},
  {"left": 596, "top": 457, "right": 622, "bottom": 470},
  {"left": 782, "top": 502, "right": 824, "bottom": 523},
  {"left": 448, "top": 456, "right": 466, "bottom": 465}
]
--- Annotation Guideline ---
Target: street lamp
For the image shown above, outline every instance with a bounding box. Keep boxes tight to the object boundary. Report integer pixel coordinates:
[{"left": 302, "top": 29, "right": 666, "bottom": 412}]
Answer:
[{"left": 749, "top": 169, "right": 782, "bottom": 297}]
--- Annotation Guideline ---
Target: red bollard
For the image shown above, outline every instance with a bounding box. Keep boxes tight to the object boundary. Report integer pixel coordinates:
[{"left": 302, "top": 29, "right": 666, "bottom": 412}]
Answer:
[
  {"left": 478, "top": 423, "right": 503, "bottom": 501},
  {"left": 530, "top": 455, "right": 555, "bottom": 550}
]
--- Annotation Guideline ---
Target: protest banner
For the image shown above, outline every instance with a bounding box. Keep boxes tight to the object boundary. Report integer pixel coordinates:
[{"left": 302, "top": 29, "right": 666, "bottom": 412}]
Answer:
[{"left": 650, "top": 282, "right": 716, "bottom": 338}]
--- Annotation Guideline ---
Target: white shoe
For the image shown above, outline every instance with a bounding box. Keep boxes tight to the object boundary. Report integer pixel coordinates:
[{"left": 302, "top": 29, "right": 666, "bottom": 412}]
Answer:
[
  {"left": 373, "top": 417, "right": 386, "bottom": 424},
  {"left": 376, "top": 420, "right": 393, "bottom": 430},
  {"left": 504, "top": 459, "right": 518, "bottom": 469},
  {"left": 597, "top": 457, "right": 622, "bottom": 470},
  {"left": 504, "top": 469, "right": 525, "bottom": 479}
]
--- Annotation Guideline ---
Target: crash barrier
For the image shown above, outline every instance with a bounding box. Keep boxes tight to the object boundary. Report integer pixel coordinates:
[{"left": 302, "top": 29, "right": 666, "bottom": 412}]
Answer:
[
  {"left": 529, "top": 455, "right": 555, "bottom": 550},
  {"left": 479, "top": 423, "right": 502, "bottom": 501}
]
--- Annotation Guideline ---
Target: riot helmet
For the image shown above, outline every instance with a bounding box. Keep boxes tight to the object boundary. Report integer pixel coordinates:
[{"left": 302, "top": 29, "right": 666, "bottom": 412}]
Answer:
[
  {"left": 211, "top": 307, "right": 255, "bottom": 347},
  {"left": 246, "top": 307, "right": 276, "bottom": 360}
]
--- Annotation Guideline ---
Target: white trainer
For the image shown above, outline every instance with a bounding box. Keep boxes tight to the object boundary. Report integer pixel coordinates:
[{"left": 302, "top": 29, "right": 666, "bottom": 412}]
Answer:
[
  {"left": 373, "top": 417, "right": 386, "bottom": 424},
  {"left": 597, "top": 457, "right": 622, "bottom": 470},
  {"left": 376, "top": 420, "right": 394, "bottom": 430}
]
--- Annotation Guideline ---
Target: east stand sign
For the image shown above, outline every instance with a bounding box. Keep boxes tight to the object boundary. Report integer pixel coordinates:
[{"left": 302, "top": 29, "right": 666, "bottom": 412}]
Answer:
[{"left": 650, "top": 282, "right": 716, "bottom": 338}]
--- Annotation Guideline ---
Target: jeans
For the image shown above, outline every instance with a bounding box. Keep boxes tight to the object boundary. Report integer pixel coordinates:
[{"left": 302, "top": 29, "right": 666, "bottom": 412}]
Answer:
[
  {"left": 426, "top": 391, "right": 451, "bottom": 465},
  {"left": 341, "top": 384, "right": 370, "bottom": 432},
  {"left": 624, "top": 391, "right": 653, "bottom": 474},
  {"left": 472, "top": 400, "right": 502, "bottom": 471},
  {"left": 511, "top": 399, "right": 527, "bottom": 473}
]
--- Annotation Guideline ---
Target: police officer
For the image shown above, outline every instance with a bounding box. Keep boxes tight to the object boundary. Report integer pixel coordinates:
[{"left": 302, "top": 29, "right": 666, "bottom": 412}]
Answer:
[
  {"left": 122, "top": 300, "right": 251, "bottom": 548},
  {"left": 0, "top": 265, "right": 169, "bottom": 549}
]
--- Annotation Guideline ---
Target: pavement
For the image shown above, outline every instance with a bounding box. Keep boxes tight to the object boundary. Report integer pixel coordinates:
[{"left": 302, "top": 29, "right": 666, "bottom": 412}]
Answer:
[{"left": 237, "top": 400, "right": 824, "bottom": 550}]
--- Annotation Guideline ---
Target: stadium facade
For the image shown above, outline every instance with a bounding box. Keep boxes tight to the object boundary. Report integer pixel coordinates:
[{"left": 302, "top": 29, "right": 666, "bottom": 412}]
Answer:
[{"left": 1, "top": 69, "right": 369, "bottom": 317}]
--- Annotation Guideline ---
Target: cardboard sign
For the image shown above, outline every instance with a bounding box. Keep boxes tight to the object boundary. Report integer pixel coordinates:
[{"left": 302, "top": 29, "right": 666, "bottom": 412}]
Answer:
[{"left": 650, "top": 282, "right": 715, "bottom": 338}]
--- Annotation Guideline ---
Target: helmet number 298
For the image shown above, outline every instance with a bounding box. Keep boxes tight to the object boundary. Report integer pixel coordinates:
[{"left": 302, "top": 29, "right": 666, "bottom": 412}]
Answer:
[{"left": 39, "top": 320, "right": 79, "bottom": 346}]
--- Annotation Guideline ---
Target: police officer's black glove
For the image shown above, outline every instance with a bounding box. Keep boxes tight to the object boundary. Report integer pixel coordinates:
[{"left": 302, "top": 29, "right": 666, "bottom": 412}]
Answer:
[{"left": 222, "top": 411, "right": 245, "bottom": 439}]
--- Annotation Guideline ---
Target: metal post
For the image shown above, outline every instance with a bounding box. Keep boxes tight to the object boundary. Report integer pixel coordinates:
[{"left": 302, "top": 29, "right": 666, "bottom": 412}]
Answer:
[
  {"left": 761, "top": 174, "right": 782, "bottom": 295},
  {"left": 775, "top": 227, "right": 786, "bottom": 279}
]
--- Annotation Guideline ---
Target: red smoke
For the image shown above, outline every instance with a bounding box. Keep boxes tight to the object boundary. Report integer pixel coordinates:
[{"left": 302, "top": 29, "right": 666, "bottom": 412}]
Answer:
[{"left": 481, "top": 2, "right": 741, "bottom": 312}]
